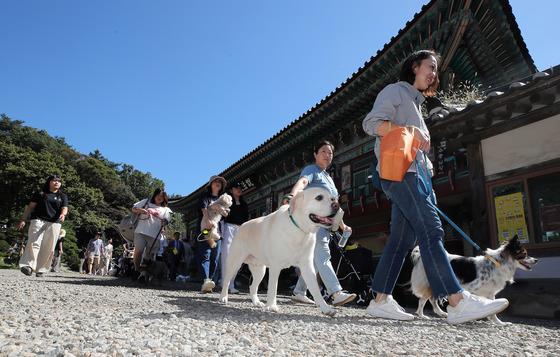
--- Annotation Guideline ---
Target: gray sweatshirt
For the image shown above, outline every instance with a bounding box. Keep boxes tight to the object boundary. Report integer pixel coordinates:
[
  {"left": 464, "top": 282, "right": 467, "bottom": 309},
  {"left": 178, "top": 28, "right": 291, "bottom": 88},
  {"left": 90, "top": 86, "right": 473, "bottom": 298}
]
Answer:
[{"left": 362, "top": 81, "right": 432, "bottom": 174}]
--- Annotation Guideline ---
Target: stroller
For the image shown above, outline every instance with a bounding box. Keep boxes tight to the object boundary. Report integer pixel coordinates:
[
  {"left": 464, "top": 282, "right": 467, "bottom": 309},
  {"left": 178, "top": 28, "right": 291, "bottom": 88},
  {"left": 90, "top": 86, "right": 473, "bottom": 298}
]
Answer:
[{"left": 329, "top": 233, "right": 374, "bottom": 306}]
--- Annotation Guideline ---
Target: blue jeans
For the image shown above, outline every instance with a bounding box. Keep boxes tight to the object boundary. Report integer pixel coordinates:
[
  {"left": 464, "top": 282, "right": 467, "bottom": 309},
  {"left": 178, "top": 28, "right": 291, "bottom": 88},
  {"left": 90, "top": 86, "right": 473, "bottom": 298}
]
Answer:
[
  {"left": 196, "top": 239, "right": 221, "bottom": 281},
  {"left": 294, "top": 228, "right": 342, "bottom": 296},
  {"left": 371, "top": 173, "right": 462, "bottom": 299}
]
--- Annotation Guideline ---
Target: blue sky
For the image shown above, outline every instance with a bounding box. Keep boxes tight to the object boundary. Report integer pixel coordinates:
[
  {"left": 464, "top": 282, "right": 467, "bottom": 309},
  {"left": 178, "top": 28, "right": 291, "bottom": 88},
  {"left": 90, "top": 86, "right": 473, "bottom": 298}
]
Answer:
[{"left": 1, "top": 1, "right": 559, "bottom": 196}]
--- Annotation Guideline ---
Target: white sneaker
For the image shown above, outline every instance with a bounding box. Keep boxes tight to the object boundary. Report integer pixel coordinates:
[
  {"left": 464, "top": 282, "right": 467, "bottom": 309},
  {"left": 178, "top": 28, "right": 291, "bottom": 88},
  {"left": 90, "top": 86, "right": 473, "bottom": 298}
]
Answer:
[
  {"left": 447, "top": 291, "right": 509, "bottom": 324},
  {"left": 366, "top": 295, "right": 414, "bottom": 321},
  {"left": 201, "top": 279, "right": 215, "bottom": 293},
  {"left": 331, "top": 291, "right": 357, "bottom": 306},
  {"left": 291, "top": 293, "right": 314, "bottom": 305},
  {"left": 229, "top": 287, "right": 240, "bottom": 294}
]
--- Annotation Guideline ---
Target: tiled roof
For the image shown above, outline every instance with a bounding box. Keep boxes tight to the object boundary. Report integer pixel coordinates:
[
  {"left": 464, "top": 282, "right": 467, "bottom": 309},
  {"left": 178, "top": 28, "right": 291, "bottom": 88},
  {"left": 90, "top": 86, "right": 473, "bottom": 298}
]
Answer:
[
  {"left": 170, "top": 0, "right": 537, "bottom": 208},
  {"left": 429, "top": 66, "right": 559, "bottom": 139}
]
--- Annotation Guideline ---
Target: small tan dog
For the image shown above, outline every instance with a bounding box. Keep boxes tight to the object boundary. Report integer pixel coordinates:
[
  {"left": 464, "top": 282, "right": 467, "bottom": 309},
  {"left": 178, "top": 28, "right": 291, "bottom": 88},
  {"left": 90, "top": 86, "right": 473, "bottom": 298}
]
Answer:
[{"left": 201, "top": 193, "right": 233, "bottom": 248}]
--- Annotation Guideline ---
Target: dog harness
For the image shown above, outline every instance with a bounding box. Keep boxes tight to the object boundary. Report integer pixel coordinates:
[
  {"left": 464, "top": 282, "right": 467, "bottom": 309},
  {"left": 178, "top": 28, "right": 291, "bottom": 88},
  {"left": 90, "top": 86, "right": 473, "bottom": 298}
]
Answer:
[{"left": 485, "top": 255, "right": 502, "bottom": 267}]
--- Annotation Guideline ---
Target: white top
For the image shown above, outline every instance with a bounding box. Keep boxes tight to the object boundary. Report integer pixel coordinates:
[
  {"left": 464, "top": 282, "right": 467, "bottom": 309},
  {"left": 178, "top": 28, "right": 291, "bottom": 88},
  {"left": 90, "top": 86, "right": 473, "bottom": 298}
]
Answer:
[
  {"left": 133, "top": 199, "right": 173, "bottom": 238},
  {"left": 105, "top": 243, "right": 113, "bottom": 258}
]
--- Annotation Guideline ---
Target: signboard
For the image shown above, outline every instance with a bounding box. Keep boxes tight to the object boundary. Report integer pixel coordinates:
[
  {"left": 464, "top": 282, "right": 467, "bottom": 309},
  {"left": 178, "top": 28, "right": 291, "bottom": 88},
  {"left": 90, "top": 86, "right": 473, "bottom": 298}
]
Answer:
[
  {"left": 494, "top": 192, "right": 529, "bottom": 243},
  {"left": 236, "top": 176, "right": 257, "bottom": 192}
]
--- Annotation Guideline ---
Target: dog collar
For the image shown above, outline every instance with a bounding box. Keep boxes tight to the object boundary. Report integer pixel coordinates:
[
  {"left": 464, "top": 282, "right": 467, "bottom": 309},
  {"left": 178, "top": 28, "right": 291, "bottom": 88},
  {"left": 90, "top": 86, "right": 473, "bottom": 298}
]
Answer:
[
  {"left": 288, "top": 208, "right": 305, "bottom": 233},
  {"left": 485, "top": 254, "right": 501, "bottom": 268}
]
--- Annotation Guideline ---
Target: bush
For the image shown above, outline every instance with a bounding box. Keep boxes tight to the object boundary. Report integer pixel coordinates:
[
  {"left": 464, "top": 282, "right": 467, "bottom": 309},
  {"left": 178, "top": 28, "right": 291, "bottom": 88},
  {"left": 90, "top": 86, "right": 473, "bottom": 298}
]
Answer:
[{"left": 0, "top": 239, "right": 11, "bottom": 254}]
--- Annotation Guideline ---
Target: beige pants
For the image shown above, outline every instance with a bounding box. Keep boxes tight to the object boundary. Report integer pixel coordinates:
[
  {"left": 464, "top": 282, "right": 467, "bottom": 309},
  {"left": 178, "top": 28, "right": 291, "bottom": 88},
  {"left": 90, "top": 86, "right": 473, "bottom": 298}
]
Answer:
[
  {"left": 88, "top": 256, "right": 101, "bottom": 275},
  {"left": 19, "top": 219, "right": 61, "bottom": 273}
]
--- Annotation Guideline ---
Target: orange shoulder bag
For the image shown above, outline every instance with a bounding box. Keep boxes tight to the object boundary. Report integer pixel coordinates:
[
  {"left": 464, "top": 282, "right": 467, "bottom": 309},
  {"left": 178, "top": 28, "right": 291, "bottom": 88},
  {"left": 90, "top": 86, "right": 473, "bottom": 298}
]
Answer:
[{"left": 379, "top": 123, "right": 421, "bottom": 182}]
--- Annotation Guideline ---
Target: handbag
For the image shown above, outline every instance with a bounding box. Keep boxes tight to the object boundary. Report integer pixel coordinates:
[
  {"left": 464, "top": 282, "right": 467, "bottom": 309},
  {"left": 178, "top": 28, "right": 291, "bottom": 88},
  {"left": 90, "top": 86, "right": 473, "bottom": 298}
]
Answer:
[
  {"left": 379, "top": 123, "right": 420, "bottom": 182},
  {"left": 117, "top": 198, "right": 149, "bottom": 243}
]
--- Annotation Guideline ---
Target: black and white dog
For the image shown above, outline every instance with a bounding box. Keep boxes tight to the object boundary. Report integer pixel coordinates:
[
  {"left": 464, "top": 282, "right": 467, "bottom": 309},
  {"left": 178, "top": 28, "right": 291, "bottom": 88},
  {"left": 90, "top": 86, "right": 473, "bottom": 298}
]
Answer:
[{"left": 410, "top": 235, "right": 538, "bottom": 325}]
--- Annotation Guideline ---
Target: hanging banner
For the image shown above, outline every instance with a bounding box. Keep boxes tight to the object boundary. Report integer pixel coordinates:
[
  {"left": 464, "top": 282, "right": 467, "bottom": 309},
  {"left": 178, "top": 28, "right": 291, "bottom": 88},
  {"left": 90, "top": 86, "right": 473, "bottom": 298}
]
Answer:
[
  {"left": 494, "top": 192, "right": 530, "bottom": 243},
  {"left": 341, "top": 164, "right": 351, "bottom": 191}
]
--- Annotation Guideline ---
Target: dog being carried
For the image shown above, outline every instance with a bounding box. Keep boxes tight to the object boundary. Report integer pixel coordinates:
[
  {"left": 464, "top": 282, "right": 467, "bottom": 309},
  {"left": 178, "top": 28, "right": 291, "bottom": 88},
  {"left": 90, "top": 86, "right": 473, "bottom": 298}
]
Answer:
[
  {"left": 200, "top": 193, "right": 233, "bottom": 248},
  {"left": 410, "top": 235, "right": 538, "bottom": 325}
]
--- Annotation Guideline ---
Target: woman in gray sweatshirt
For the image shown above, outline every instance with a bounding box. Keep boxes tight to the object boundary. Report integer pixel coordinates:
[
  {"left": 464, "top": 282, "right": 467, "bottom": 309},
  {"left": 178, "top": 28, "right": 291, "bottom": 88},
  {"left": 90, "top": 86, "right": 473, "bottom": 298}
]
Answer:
[{"left": 362, "top": 50, "right": 509, "bottom": 324}]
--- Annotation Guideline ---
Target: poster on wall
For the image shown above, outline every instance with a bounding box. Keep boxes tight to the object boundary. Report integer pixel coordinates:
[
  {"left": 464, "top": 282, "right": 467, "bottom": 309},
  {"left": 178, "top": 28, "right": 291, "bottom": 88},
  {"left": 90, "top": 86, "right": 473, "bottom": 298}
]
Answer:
[{"left": 494, "top": 192, "right": 530, "bottom": 243}]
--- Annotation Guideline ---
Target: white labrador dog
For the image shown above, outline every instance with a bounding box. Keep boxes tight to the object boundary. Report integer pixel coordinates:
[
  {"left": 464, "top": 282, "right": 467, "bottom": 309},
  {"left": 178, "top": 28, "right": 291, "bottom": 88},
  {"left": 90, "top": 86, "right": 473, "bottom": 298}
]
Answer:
[{"left": 220, "top": 187, "right": 343, "bottom": 316}]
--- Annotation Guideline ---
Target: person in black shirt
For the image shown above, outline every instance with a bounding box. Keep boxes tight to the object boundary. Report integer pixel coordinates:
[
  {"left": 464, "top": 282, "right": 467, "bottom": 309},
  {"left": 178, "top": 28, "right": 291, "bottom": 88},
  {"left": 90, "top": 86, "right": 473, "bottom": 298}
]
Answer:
[
  {"left": 17, "top": 175, "right": 69, "bottom": 277},
  {"left": 220, "top": 181, "right": 249, "bottom": 293}
]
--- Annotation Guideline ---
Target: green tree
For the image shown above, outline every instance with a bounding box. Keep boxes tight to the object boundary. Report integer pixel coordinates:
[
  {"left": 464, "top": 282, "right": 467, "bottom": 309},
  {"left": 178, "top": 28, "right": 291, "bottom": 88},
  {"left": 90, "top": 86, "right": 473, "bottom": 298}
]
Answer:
[{"left": 0, "top": 114, "right": 168, "bottom": 270}]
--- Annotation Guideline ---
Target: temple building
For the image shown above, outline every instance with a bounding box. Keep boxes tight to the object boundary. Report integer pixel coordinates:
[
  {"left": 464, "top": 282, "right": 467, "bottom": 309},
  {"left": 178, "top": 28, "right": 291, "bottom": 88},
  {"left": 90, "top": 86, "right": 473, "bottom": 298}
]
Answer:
[{"left": 170, "top": 0, "right": 559, "bottom": 317}]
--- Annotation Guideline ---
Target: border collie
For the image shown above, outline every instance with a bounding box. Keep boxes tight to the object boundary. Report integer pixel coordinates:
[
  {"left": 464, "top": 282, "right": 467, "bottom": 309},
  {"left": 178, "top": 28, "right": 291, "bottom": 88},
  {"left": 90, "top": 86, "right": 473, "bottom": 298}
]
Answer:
[{"left": 410, "top": 235, "right": 538, "bottom": 325}]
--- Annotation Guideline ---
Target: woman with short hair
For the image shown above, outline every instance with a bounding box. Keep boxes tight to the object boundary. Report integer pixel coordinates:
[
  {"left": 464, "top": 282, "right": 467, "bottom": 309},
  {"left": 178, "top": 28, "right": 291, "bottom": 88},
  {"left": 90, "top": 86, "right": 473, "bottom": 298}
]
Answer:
[
  {"left": 220, "top": 181, "right": 249, "bottom": 294},
  {"left": 285, "top": 141, "right": 356, "bottom": 307}
]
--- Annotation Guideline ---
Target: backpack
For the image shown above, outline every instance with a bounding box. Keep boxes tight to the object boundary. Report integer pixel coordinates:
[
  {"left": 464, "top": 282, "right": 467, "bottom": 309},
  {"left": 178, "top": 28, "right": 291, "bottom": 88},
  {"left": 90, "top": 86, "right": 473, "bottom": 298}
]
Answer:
[{"left": 117, "top": 198, "right": 149, "bottom": 243}]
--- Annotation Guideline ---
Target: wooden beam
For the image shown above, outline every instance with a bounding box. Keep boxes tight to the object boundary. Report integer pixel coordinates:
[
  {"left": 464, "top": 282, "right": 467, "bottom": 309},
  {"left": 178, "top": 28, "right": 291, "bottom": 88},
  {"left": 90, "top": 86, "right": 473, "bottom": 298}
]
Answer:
[
  {"left": 466, "top": 142, "right": 489, "bottom": 253},
  {"left": 441, "top": 0, "right": 472, "bottom": 72}
]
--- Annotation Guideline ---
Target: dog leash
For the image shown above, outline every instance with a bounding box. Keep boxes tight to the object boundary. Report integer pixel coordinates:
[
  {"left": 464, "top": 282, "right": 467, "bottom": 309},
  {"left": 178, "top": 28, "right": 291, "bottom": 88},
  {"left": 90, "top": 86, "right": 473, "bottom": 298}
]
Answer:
[{"left": 415, "top": 152, "right": 501, "bottom": 268}]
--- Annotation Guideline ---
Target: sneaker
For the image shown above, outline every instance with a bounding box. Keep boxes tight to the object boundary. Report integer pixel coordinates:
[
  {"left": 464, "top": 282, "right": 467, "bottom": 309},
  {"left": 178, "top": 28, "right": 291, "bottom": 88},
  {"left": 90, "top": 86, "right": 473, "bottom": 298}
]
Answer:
[
  {"left": 201, "top": 279, "right": 215, "bottom": 293},
  {"left": 35, "top": 272, "right": 44, "bottom": 277},
  {"left": 332, "top": 291, "right": 357, "bottom": 306},
  {"left": 20, "top": 266, "right": 33, "bottom": 276},
  {"left": 366, "top": 295, "right": 414, "bottom": 321},
  {"left": 447, "top": 291, "right": 509, "bottom": 325},
  {"left": 290, "top": 293, "right": 314, "bottom": 305},
  {"left": 229, "top": 287, "right": 240, "bottom": 294}
]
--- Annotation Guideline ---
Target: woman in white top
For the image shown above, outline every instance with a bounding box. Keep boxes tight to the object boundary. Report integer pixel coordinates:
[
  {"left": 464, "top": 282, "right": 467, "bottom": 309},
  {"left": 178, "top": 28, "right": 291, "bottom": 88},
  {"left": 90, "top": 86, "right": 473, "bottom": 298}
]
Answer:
[{"left": 131, "top": 188, "right": 172, "bottom": 271}]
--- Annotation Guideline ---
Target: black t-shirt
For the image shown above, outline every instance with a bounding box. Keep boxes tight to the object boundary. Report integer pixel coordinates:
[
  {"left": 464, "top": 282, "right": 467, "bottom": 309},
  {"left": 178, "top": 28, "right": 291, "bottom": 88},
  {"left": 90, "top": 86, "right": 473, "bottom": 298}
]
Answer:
[
  {"left": 30, "top": 191, "right": 68, "bottom": 222},
  {"left": 225, "top": 199, "right": 249, "bottom": 225}
]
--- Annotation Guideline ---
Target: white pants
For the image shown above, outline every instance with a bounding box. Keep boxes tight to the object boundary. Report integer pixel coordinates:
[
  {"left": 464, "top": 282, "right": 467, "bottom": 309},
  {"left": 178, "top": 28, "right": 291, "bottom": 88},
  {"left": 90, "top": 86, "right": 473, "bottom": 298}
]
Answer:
[
  {"left": 221, "top": 223, "right": 239, "bottom": 290},
  {"left": 19, "top": 219, "right": 61, "bottom": 273},
  {"left": 105, "top": 254, "right": 112, "bottom": 272}
]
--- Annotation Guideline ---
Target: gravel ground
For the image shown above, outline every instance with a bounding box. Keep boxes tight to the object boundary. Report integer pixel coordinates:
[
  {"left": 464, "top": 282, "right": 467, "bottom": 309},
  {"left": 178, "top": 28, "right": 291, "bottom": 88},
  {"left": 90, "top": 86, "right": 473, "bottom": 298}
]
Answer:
[{"left": 0, "top": 269, "right": 559, "bottom": 357}]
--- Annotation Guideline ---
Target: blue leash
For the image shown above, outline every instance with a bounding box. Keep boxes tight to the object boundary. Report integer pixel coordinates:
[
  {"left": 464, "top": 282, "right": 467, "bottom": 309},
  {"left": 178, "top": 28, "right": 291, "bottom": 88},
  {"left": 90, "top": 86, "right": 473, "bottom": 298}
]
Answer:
[{"left": 415, "top": 152, "right": 482, "bottom": 252}]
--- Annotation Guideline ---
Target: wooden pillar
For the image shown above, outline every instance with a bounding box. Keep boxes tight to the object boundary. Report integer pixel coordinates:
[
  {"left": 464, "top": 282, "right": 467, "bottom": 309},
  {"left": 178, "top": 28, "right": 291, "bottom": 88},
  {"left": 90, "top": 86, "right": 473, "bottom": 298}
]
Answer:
[{"left": 466, "top": 142, "right": 489, "bottom": 255}]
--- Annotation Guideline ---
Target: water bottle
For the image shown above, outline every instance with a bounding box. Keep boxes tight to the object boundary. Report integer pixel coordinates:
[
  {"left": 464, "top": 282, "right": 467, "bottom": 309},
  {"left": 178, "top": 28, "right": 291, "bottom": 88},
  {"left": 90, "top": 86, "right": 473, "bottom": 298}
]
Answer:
[{"left": 337, "top": 229, "right": 352, "bottom": 248}]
